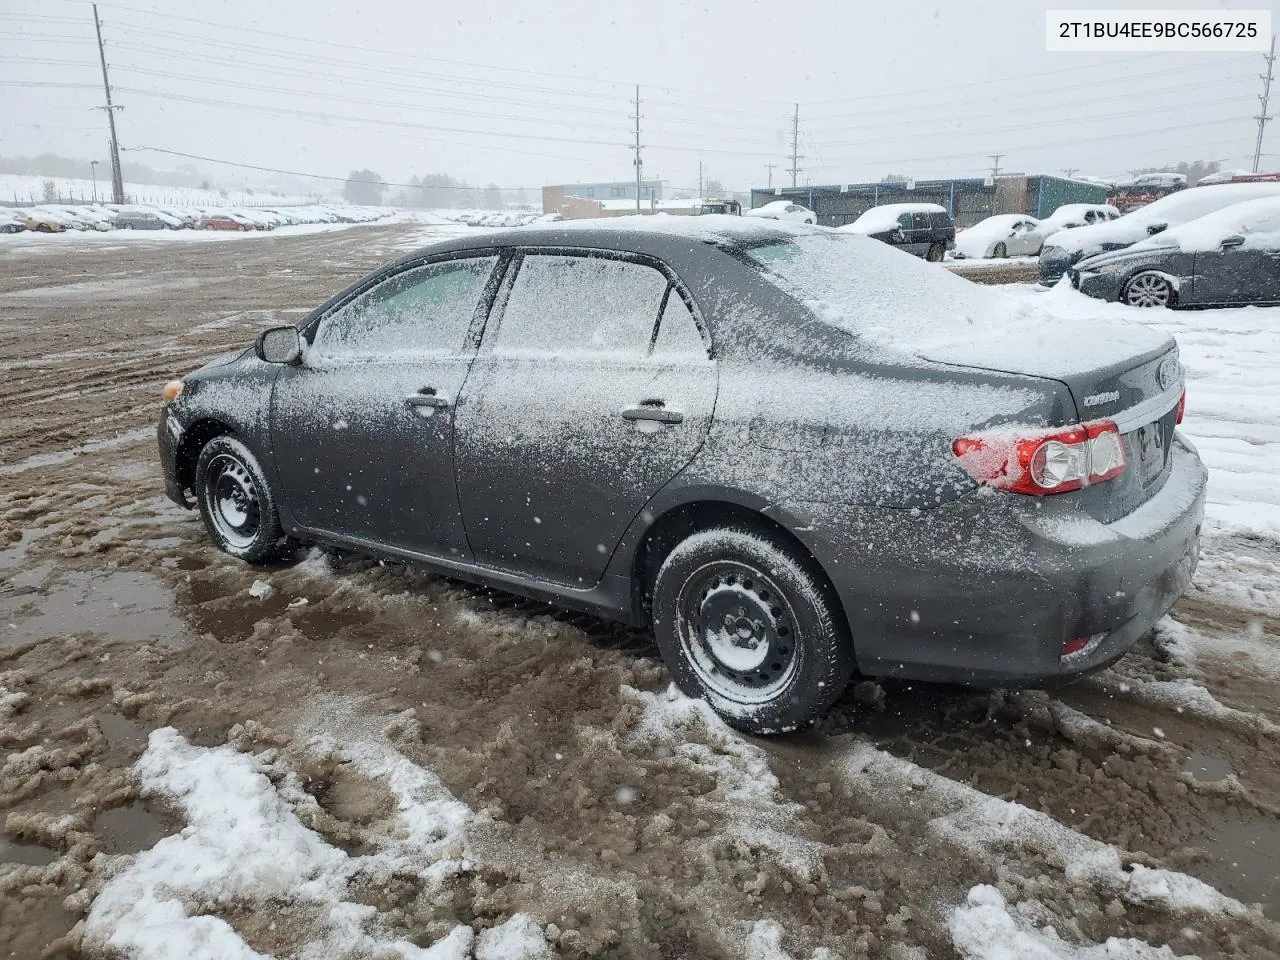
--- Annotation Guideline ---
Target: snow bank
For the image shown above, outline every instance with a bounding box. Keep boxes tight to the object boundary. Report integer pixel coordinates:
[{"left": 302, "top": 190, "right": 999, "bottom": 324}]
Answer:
[
  {"left": 83, "top": 724, "right": 545, "bottom": 959},
  {"left": 952, "top": 885, "right": 1190, "bottom": 959}
]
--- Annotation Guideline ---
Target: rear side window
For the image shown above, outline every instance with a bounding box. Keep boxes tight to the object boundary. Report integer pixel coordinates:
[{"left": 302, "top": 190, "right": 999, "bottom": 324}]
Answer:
[
  {"left": 312, "top": 257, "right": 496, "bottom": 359},
  {"left": 911, "top": 212, "right": 931, "bottom": 229},
  {"left": 495, "top": 254, "right": 667, "bottom": 357}
]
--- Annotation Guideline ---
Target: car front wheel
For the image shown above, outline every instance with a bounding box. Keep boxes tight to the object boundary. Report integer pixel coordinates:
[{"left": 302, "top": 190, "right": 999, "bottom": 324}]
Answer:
[
  {"left": 194, "top": 435, "right": 287, "bottom": 563},
  {"left": 992, "top": 242, "right": 1007, "bottom": 258},
  {"left": 1122, "top": 271, "right": 1175, "bottom": 308},
  {"left": 651, "top": 527, "right": 855, "bottom": 734}
]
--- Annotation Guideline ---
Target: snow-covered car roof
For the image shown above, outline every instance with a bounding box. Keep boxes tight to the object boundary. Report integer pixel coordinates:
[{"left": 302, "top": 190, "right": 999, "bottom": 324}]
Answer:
[
  {"left": 1128, "top": 197, "right": 1280, "bottom": 253},
  {"left": 840, "top": 203, "right": 948, "bottom": 235},
  {"left": 957, "top": 214, "right": 1033, "bottom": 237},
  {"left": 1043, "top": 182, "right": 1280, "bottom": 252}
]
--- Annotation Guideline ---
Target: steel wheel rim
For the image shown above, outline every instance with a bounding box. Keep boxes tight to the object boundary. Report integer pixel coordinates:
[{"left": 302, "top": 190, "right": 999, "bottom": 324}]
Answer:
[
  {"left": 675, "top": 560, "right": 801, "bottom": 704},
  {"left": 1125, "top": 274, "right": 1171, "bottom": 308},
  {"left": 205, "top": 453, "right": 261, "bottom": 548}
]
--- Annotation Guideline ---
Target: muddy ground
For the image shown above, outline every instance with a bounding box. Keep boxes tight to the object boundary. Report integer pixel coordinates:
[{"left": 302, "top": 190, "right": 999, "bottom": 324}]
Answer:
[{"left": 1, "top": 226, "right": 1277, "bottom": 959}]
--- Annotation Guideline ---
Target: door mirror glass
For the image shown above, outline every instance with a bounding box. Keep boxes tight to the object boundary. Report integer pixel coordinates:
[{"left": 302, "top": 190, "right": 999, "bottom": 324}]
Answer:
[
  {"left": 256, "top": 326, "right": 301, "bottom": 364},
  {"left": 1220, "top": 234, "right": 1246, "bottom": 249}
]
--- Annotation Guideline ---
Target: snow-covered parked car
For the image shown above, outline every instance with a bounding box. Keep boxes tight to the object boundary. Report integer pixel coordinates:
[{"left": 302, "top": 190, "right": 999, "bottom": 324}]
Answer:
[
  {"left": 157, "top": 218, "right": 1204, "bottom": 734},
  {"left": 1039, "top": 182, "right": 1280, "bottom": 284},
  {"left": 1036, "top": 203, "right": 1120, "bottom": 238},
  {"left": 745, "top": 200, "right": 817, "bottom": 224},
  {"left": 952, "top": 214, "right": 1045, "bottom": 259},
  {"left": 1072, "top": 197, "right": 1280, "bottom": 308},
  {"left": 840, "top": 203, "right": 955, "bottom": 261}
]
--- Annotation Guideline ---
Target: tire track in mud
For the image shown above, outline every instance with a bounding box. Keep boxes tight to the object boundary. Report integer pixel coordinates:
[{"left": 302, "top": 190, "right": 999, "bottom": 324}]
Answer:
[{"left": 2, "top": 227, "right": 1279, "bottom": 959}]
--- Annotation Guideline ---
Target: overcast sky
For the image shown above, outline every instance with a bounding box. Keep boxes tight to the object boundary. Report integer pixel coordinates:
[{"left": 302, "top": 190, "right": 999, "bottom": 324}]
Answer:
[{"left": 2, "top": 0, "right": 1278, "bottom": 194}]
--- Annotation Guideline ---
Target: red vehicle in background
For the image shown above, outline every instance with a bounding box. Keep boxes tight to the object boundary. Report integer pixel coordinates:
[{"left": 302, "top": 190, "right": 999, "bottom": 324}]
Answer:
[{"left": 198, "top": 213, "right": 253, "bottom": 231}]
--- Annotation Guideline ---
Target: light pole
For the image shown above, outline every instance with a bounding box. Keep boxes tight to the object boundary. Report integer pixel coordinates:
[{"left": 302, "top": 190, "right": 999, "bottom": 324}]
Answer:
[{"left": 90, "top": 160, "right": 99, "bottom": 203}]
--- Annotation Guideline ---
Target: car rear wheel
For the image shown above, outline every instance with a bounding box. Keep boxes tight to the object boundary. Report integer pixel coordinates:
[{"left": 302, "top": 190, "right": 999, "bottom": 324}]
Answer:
[
  {"left": 651, "top": 527, "right": 855, "bottom": 734},
  {"left": 925, "top": 242, "right": 945, "bottom": 262},
  {"left": 194, "top": 435, "right": 287, "bottom": 564},
  {"left": 1122, "top": 271, "right": 1175, "bottom": 308},
  {"left": 992, "top": 242, "right": 1007, "bottom": 258}
]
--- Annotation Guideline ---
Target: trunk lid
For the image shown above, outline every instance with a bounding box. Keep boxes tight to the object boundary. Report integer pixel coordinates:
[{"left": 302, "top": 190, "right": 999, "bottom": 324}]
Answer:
[{"left": 918, "top": 327, "right": 1182, "bottom": 522}]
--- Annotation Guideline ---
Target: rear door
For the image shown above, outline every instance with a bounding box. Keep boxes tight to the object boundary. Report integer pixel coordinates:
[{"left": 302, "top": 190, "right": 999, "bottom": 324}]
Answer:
[
  {"left": 1190, "top": 233, "right": 1280, "bottom": 305},
  {"left": 909, "top": 211, "right": 934, "bottom": 255},
  {"left": 270, "top": 255, "right": 501, "bottom": 558},
  {"left": 454, "top": 250, "right": 717, "bottom": 586}
]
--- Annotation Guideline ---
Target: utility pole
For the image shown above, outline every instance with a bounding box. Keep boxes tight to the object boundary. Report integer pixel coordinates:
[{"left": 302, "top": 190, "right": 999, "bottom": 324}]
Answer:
[
  {"left": 765, "top": 163, "right": 776, "bottom": 189},
  {"left": 631, "top": 84, "right": 643, "bottom": 214},
  {"left": 91, "top": 4, "right": 125, "bottom": 204},
  {"left": 1253, "top": 34, "right": 1276, "bottom": 173},
  {"left": 698, "top": 159, "right": 703, "bottom": 199},
  {"left": 988, "top": 153, "right": 1004, "bottom": 180},
  {"left": 1062, "top": 166, "right": 1079, "bottom": 179},
  {"left": 89, "top": 160, "right": 99, "bottom": 203},
  {"left": 788, "top": 103, "right": 802, "bottom": 187}
]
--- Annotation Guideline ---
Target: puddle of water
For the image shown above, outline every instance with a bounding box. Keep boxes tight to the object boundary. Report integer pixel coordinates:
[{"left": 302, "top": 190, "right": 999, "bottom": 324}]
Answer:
[
  {"left": 1192, "top": 817, "right": 1280, "bottom": 916},
  {"left": 0, "top": 569, "right": 185, "bottom": 647},
  {"left": 1182, "top": 750, "right": 1234, "bottom": 782},
  {"left": 0, "top": 834, "right": 58, "bottom": 866},
  {"left": 93, "top": 801, "right": 178, "bottom": 855},
  {"left": 96, "top": 712, "right": 151, "bottom": 752},
  {"left": 0, "top": 528, "right": 38, "bottom": 570}
]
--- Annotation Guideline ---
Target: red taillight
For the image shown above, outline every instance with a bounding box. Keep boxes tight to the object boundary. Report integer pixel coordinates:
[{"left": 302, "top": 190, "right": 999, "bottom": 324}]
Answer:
[
  {"left": 1061, "top": 636, "right": 1091, "bottom": 656},
  {"left": 1176, "top": 389, "right": 1186, "bottom": 425},
  {"left": 952, "top": 419, "right": 1127, "bottom": 495}
]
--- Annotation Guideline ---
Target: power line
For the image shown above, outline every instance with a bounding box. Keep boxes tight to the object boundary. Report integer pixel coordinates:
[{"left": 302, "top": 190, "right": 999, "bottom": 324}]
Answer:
[{"left": 123, "top": 146, "right": 544, "bottom": 191}]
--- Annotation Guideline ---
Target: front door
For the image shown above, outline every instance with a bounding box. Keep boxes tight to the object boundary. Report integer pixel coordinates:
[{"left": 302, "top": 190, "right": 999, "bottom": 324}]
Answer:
[
  {"left": 454, "top": 252, "right": 718, "bottom": 586},
  {"left": 270, "top": 255, "right": 501, "bottom": 559}
]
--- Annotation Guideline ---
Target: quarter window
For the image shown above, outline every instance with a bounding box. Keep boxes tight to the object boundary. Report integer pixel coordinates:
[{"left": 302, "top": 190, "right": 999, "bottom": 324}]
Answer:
[
  {"left": 652, "top": 292, "right": 706, "bottom": 360},
  {"left": 312, "top": 257, "right": 497, "bottom": 359},
  {"left": 496, "top": 255, "right": 667, "bottom": 357}
]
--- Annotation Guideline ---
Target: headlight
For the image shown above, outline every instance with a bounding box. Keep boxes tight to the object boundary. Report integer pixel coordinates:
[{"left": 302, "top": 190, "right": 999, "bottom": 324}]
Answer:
[{"left": 163, "top": 379, "right": 184, "bottom": 403}]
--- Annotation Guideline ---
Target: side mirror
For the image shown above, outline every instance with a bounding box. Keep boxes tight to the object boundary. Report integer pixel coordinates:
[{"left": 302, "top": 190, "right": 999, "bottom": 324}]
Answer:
[
  {"left": 255, "top": 326, "right": 302, "bottom": 364},
  {"left": 1220, "top": 235, "right": 1246, "bottom": 249},
  {"left": 1146, "top": 223, "right": 1168, "bottom": 236}
]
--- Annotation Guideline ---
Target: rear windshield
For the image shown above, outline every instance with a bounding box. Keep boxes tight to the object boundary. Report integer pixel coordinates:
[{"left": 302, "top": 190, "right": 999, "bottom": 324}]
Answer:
[{"left": 740, "top": 232, "right": 997, "bottom": 347}]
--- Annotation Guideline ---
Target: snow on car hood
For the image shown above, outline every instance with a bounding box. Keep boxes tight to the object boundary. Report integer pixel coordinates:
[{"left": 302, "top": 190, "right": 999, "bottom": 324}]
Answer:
[{"left": 745, "top": 232, "right": 1172, "bottom": 378}]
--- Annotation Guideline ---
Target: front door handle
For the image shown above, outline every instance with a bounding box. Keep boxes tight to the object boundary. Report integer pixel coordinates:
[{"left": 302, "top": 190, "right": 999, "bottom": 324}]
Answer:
[{"left": 621, "top": 400, "right": 683, "bottom": 425}]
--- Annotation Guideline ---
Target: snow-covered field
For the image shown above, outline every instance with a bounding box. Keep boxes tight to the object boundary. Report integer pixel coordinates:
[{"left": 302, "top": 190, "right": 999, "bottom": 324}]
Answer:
[{"left": 0, "top": 225, "right": 1277, "bottom": 959}]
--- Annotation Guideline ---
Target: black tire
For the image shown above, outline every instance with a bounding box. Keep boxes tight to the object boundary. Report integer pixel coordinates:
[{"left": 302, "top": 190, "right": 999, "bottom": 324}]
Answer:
[
  {"left": 37, "top": 224, "right": 51, "bottom": 233},
  {"left": 194, "top": 435, "right": 287, "bottom": 564},
  {"left": 992, "top": 242, "right": 1007, "bottom": 259},
  {"left": 925, "top": 242, "right": 945, "bottom": 262},
  {"left": 651, "top": 527, "right": 855, "bottom": 734}
]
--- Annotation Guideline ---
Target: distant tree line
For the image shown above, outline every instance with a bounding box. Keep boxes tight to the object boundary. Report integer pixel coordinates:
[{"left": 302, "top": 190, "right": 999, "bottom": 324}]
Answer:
[{"left": 345, "top": 169, "right": 536, "bottom": 209}]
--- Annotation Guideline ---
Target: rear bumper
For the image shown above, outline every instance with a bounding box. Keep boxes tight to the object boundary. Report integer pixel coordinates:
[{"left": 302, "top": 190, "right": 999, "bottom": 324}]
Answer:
[
  {"left": 780, "top": 434, "right": 1206, "bottom": 686},
  {"left": 1039, "top": 248, "right": 1082, "bottom": 285}
]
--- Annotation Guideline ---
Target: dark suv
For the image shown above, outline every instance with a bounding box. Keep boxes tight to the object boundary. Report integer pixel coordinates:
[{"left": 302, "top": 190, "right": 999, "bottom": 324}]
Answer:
[
  {"left": 158, "top": 219, "right": 1203, "bottom": 734},
  {"left": 839, "top": 204, "right": 957, "bottom": 261}
]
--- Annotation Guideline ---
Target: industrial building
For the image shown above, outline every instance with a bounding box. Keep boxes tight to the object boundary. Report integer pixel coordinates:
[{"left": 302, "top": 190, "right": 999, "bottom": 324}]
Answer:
[{"left": 749, "top": 175, "right": 1108, "bottom": 228}]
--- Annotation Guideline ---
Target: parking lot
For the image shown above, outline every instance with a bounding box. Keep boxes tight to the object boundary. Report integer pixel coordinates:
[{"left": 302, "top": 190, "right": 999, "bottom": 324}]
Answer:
[{"left": 2, "top": 223, "right": 1278, "bottom": 959}]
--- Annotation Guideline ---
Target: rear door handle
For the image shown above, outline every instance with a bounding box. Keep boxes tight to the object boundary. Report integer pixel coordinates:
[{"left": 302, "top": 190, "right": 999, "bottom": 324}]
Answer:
[
  {"left": 621, "top": 401, "right": 683, "bottom": 425},
  {"left": 405, "top": 388, "right": 451, "bottom": 415}
]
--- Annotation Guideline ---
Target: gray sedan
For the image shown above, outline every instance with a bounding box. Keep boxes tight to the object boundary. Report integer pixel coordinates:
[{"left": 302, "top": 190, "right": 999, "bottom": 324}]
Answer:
[
  {"left": 1073, "top": 197, "right": 1280, "bottom": 308},
  {"left": 156, "top": 219, "right": 1204, "bottom": 733}
]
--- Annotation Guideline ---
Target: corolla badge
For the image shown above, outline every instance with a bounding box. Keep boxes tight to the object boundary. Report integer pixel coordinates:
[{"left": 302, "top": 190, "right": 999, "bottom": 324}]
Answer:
[
  {"left": 1083, "top": 390, "right": 1120, "bottom": 408},
  {"left": 1158, "top": 355, "right": 1181, "bottom": 391}
]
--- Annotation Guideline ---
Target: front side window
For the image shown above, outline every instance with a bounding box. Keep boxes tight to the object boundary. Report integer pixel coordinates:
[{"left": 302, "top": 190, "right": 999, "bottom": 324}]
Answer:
[
  {"left": 911, "top": 212, "right": 932, "bottom": 229},
  {"left": 312, "top": 257, "right": 497, "bottom": 359},
  {"left": 495, "top": 254, "right": 667, "bottom": 358}
]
